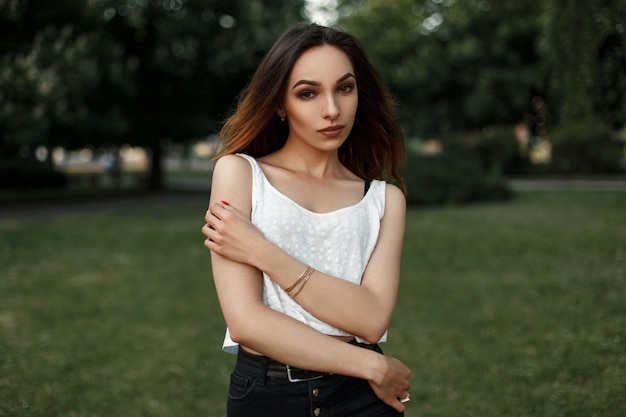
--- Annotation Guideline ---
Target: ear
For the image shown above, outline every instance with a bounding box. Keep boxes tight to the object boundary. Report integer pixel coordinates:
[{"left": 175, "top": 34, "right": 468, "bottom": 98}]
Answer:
[{"left": 276, "top": 107, "right": 286, "bottom": 120}]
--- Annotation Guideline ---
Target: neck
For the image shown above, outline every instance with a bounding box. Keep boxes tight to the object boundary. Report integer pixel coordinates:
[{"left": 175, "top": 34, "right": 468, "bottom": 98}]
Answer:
[{"left": 274, "top": 141, "right": 343, "bottom": 179}]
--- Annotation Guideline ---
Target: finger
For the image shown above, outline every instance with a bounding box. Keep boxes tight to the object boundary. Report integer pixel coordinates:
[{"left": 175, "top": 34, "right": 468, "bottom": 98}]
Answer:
[
  {"left": 205, "top": 207, "right": 222, "bottom": 223},
  {"left": 203, "top": 232, "right": 219, "bottom": 251},
  {"left": 203, "top": 214, "right": 217, "bottom": 232},
  {"left": 206, "top": 206, "right": 225, "bottom": 228},
  {"left": 388, "top": 398, "right": 405, "bottom": 413},
  {"left": 215, "top": 200, "right": 240, "bottom": 215},
  {"left": 205, "top": 223, "right": 222, "bottom": 241},
  {"left": 378, "top": 392, "right": 405, "bottom": 414},
  {"left": 202, "top": 219, "right": 224, "bottom": 245},
  {"left": 203, "top": 225, "right": 215, "bottom": 247},
  {"left": 201, "top": 223, "right": 213, "bottom": 238},
  {"left": 214, "top": 201, "right": 230, "bottom": 210}
]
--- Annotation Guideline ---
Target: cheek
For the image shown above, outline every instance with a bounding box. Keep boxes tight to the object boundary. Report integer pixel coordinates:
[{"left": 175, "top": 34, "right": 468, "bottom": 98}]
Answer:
[
  {"left": 344, "top": 96, "right": 359, "bottom": 119},
  {"left": 285, "top": 104, "right": 312, "bottom": 125}
]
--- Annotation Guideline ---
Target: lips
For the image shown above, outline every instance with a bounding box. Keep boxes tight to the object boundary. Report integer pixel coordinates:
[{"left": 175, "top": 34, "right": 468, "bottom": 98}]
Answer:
[{"left": 318, "top": 125, "right": 345, "bottom": 138}]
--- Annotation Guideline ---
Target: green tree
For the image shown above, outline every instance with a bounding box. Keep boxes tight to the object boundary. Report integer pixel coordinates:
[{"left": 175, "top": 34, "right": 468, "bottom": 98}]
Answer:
[
  {"left": 89, "top": 0, "right": 306, "bottom": 189},
  {"left": 338, "top": 0, "right": 541, "bottom": 138},
  {"left": 339, "top": 0, "right": 624, "bottom": 134},
  {"left": 0, "top": 0, "right": 99, "bottom": 165},
  {"left": 540, "top": 0, "right": 626, "bottom": 127},
  {"left": 1, "top": 0, "right": 305, "bottom": 189}
]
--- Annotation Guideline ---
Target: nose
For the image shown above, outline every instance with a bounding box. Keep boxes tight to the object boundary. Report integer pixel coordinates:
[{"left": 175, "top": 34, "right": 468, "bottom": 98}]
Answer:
[{"left": 322, "top": 94, "right": 340, "bottom": 120}]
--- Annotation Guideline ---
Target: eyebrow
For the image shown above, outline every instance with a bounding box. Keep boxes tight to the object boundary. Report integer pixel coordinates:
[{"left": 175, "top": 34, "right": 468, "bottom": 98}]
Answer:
[{"left": 292, "top": 72, "right": 356, "bottom": 89}]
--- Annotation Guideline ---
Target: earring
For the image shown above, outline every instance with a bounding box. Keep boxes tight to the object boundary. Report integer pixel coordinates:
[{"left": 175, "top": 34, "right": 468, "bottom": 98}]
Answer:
[{"left": 280, "top": 116, "right": 286, "bottom": 122}]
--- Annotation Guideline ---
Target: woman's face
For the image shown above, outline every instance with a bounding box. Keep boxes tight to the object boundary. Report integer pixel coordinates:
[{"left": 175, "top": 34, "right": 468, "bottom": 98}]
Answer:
[{"left": 280, "top": 45, "right": 358, "bottom": 153}]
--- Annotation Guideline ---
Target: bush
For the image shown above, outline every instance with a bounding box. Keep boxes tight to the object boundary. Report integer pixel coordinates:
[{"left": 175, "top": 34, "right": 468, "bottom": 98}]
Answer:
[
  {"left": 444, "top": 126, "right": 524, "bottom": 175},
  {"left": 0, "top": 158, "right": 67, "bottom": 189},
  {"left": 549, "top": 119, "right": 624, "bottom": 174},
  {"left": 403, "top": 150, "right": 513, "bottom": 206}
]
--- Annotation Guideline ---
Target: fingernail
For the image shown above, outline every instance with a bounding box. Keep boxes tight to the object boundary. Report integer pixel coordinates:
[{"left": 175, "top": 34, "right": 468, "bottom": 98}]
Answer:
[{"left": 221, "top": 200, "right": 230, "bottom": 206}]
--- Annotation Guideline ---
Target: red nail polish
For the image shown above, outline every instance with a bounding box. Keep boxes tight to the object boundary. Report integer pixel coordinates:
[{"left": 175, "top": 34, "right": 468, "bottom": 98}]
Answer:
[{"left": 221, "top": 200, "right": 230, "bottom": 206}]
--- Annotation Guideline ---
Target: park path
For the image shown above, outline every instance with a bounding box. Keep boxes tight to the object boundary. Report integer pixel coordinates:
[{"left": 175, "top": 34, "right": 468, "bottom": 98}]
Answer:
[
  {"left": 507, "top": 178, "right": 626, "bottom": 191},
  {"left": 1, "top": 178, "right": 625, "bottom": 221}
]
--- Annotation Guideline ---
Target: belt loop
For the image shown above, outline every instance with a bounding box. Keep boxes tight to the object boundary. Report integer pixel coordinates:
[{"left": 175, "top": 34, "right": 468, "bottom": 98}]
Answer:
[{"left": 258, "top": 356, "right": 268, "bottom": 386}]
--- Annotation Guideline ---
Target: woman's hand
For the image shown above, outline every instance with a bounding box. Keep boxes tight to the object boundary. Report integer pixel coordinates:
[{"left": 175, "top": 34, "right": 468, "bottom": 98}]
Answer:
[
  {"left": 202, "top": 201, "right": 266, "bottom": 266},
  {"left": 368, "top": 355, "right": 412, "bottom": 413}
]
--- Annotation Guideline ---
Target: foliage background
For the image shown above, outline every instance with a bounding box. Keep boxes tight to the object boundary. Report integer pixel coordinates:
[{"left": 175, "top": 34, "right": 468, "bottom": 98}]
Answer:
[{"left": 1, "top": 0, "right": 625, "bottom": 188}]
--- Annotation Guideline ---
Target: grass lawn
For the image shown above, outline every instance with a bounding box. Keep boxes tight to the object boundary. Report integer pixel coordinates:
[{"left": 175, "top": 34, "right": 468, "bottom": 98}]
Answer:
[{"left": 1, "top": 191, "right": 624, "bottom": 416}]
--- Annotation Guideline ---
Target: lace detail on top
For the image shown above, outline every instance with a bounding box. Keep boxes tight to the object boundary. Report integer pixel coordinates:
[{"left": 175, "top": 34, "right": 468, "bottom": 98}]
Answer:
[{"left": 222, "top": 153, "right": 387, "bottom": 354}]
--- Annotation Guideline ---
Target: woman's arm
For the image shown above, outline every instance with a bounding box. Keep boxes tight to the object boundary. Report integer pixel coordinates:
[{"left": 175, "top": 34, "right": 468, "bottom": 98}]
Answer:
[
  {"left": 205, "top": 155, "right": 411, "bottom": 412},
  {"left": 205, "top": 180, "right": 406, "bottom": 344}
]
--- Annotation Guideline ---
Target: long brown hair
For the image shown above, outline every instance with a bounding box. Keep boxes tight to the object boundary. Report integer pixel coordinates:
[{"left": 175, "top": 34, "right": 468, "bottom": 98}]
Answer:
[{"left": 216, "top": 23, "right": 406, "bottom": 192}]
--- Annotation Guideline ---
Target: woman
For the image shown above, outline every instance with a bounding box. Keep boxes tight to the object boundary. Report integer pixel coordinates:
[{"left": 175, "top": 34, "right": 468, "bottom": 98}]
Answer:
[{"left": 202, "top": 23, "right": 411, "bottom": 416}]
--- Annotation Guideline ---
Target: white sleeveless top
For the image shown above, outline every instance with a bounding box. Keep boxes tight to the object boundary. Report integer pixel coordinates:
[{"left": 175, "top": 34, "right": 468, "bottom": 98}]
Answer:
[{"left": 222, "top": 153, "right": 388, "bottom": 354}]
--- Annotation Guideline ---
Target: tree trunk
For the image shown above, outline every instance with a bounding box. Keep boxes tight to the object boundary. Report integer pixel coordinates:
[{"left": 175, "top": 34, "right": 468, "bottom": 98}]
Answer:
[{"left": 147, "top": 141, "right": 164, "bottom": 190}]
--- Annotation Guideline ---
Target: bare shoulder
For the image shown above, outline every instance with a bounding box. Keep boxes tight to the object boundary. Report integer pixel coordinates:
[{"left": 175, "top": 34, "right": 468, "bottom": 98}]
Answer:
[
  {"left": 380, "top": 183, "right": 406, "bottom": 239},
  {"left": 213, "top": 153, "right": 251, "bottom": 176},
  {"left": 212, "top": 154, "right": 254, "bottom": 187},
  {"left": 211, "top": 154, "right": 253, "bottom": 213},
  {"left": 384, "top": 183, "right": 407, "bottom": 211}
]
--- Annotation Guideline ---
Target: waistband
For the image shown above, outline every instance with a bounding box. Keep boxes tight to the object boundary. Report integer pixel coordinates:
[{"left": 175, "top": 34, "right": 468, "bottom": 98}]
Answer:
[{"left": 235, "top": 339, "right": 377, "bottom": 383}]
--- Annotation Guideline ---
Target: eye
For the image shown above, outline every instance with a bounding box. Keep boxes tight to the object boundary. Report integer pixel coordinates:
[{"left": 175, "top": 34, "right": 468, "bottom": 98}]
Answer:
[
  {"left": 337, "top": 83, "right": 355, "bottom": 94},
  {"left": 298, "top": 90, "right": 316, "bottom": 100}
]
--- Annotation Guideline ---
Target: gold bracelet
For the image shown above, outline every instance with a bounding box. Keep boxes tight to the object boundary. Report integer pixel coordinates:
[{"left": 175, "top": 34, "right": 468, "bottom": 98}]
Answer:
[
  {"left": 290, "top": 268, "right": 314, "bottom": 298},
  {"left": 284, "top": 265, "right": 314, "bottom": 295}
]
